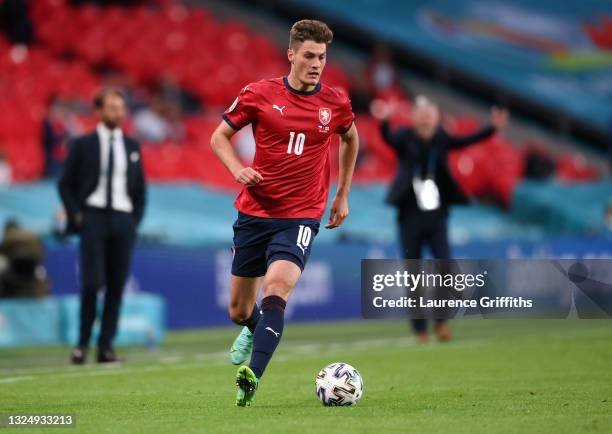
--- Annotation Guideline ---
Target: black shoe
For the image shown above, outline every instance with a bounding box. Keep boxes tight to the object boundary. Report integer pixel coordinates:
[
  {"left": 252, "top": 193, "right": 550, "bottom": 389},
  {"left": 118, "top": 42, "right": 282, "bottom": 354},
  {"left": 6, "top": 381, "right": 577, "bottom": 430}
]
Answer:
[
  {"left": 97, "top": 348, "right": 121, "bottom": 364},
  {"left": 70, "top": 346, "right": 88, "bottom": 365}
]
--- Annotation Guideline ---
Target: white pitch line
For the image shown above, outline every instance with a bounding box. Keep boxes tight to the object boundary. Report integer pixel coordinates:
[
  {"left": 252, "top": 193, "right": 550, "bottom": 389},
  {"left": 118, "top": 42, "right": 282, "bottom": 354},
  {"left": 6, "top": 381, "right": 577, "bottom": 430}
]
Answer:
[
  {"left": 0, "top": 376, "right": 34, "bottom": 384},
  {"left": 0, "top": 337, "right": 410, "bottom": 382},
  {"left": 0, "top": 337, "right": 409, "bottom": 377},
  {"left": 0, "top": 337, "right": 487, "bottom": 385}
]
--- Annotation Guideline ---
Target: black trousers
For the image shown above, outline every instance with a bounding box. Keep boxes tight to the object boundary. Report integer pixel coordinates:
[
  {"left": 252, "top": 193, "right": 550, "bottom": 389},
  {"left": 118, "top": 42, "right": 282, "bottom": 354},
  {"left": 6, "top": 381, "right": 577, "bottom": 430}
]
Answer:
[
  {"left": 398, "top": 207, "right": 449, "bottom": 334},
  {"left": 78, "top": 208, "right": 136, "bottom": 350}
]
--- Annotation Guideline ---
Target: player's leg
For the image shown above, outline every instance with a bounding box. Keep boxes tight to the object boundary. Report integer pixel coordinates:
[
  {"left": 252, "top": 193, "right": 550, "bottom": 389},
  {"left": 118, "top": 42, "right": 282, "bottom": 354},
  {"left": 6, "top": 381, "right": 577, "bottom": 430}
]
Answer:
[
  {"left": 229, "top": 275, "right": 261, "bottom": 365},
  {"left": 228, "top": 275, "right": 260, "bottom": 326},
  {"left": 228, "top": 212, "right": 270, "bottom": 365},
  {"left": 248, "top": 259, "right": 300, "bottom": 377},
  {"left": 398, "top": 211, "right": 428, "bottom": 342},
  {"left": 235, "top": 219, "right": 318, "bottom": 406},
  {"left": 427, "top": 210, "right": 452, "bottom": 342},
  {"left": 236, "top": 259, "right": 301, "bottom": 406}
]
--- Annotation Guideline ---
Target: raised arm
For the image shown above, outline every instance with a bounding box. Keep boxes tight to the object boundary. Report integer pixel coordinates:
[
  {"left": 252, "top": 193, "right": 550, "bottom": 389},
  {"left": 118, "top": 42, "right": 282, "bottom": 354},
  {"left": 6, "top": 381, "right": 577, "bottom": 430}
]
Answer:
[
  {"left": 446, "top": 126, "right": 496, "bottom": 150},
  {"left": 447, "top": 107, "right": 509, "bottom": 150},
  {"left": 210, "top": 120, "right": 263, "bottom": 186},
  {"left": 326, "top": 123, "right": 359, "bottom": 229}
]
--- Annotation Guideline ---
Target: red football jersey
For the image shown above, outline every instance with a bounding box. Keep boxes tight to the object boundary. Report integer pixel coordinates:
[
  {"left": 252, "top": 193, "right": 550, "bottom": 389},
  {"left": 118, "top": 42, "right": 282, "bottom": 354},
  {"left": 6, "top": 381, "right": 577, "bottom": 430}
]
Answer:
[{"left": 223, "top": 76, "right": 354, "bottom": 220}]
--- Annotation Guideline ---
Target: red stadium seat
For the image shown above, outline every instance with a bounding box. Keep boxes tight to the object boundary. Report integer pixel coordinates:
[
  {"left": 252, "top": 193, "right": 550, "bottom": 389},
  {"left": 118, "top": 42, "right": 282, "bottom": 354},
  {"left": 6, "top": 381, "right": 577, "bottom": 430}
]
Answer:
[{"left": 1, "top": 0, "right": 595, "bottom": 198}]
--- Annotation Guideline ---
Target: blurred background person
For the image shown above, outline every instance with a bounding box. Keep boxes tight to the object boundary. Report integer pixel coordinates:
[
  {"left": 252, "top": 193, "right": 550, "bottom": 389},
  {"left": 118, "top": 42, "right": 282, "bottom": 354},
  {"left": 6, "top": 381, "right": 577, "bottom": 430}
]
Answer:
[
  {"left": 133, "top": 96, "right": 174, "bottom": 144},
  {"left": 58, "top": 88, "right": 146, "bottom": 365},
  {"left": 133, "top": 95, "right": 185, "bottom": 144},
  {"left": 379, "top": 96, "right": 509, "bottom": 342},
  {"left": 605, "top": 199, "right": 612, "bottom": 233},
  {"left": 0, "top": 0, "right": 33, "bottom": 46},
  {"left": 349, "top": 73, "right": 374, "bottom": 116},
  {"left": 0, "top": 219, "right": 48, "bottom": 298},
  {"left": 365, "top": 44, "right": 407, "bottom": 101},
  {"left": 41, "top": 96, "right": 83, "bottom": 178},
  {"left": 155, "top": 73, "right": 201, "bottom": 116}
]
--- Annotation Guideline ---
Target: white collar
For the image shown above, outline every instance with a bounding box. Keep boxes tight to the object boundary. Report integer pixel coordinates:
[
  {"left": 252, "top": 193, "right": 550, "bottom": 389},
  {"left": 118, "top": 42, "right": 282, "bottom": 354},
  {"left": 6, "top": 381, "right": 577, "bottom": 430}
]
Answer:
[{"left": 96, "top": 123, "right": 123, "bottom": 142}]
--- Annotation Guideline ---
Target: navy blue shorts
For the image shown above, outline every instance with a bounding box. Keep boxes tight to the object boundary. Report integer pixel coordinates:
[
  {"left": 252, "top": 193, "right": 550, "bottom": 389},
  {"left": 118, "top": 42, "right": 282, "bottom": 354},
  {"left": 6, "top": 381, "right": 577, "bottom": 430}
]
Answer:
[{"left": 231, "top": 212, "right": 320, "bottom": 277}]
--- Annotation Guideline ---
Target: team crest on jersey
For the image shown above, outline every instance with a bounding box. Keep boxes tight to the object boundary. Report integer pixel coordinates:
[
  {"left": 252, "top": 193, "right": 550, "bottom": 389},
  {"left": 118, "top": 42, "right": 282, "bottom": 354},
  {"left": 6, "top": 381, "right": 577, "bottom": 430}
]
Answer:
[{"left": 319, "top": 107, "right": 332, "bottom": 126}]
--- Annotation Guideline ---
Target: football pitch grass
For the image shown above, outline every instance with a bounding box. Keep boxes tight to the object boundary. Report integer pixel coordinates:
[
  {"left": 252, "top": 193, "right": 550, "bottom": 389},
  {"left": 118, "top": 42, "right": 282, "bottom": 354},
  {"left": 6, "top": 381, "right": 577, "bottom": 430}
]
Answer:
[{"left": 1, "top": 319, "right": 611, "bottom": 434}]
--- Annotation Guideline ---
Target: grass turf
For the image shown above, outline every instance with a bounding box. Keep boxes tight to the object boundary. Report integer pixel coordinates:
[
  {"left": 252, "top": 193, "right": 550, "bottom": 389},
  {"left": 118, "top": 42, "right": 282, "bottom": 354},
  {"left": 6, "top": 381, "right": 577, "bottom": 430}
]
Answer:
[{"left": 1, "top": 319, "right": 611, "bottom": 433}]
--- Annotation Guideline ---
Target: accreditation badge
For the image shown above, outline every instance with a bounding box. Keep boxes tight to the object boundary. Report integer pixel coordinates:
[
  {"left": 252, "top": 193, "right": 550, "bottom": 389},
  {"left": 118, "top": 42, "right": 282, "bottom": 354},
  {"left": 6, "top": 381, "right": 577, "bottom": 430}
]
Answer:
[{"left": 412, "top": 177, "right": 440, "bottom": 211}]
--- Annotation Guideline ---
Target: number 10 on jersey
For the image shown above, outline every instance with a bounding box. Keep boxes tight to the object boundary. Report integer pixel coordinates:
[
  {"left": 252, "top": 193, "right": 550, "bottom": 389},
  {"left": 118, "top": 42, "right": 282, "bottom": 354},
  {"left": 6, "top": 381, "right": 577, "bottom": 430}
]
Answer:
[{"left": 287, "top": 132, "right": 305, "bottom": 155}]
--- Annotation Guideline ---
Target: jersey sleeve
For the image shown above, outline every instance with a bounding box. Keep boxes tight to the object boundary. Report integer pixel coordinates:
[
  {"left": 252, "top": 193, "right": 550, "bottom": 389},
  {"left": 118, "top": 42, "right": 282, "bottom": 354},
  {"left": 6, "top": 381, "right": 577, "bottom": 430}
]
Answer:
[
  {"left": 334, "top": 96, "right": 355, "bottom": 135},
  {"left": 222, "top": 84, "right": 258, "bottom": 130}
]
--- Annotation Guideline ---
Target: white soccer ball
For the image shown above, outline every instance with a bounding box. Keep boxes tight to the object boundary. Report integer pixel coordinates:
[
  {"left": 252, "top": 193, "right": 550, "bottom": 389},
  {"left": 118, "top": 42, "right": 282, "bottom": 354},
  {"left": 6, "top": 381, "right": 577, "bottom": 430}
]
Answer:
[{"left": 315, "top": 362, "right": 364, "bottom": 406}]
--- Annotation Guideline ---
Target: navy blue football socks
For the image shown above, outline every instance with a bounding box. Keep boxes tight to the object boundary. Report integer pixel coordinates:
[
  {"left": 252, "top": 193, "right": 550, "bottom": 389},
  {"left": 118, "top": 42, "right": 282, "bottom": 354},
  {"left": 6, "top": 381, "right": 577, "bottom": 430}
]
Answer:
[
  {"left": 241, "top": 303, "right": 261, "bottom": 334},
  {"left": 249, "top": 295, "right": 286, "bottom": 379}
]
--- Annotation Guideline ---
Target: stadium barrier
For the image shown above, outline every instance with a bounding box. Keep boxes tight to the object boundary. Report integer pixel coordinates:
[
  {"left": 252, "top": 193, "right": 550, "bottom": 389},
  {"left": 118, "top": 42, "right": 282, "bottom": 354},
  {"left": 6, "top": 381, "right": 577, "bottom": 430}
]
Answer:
[
  {"left": 511, "top": 181, "right": 612, "bottom": 233},
  {"left": 7, "top": 181, "right": 611, "bottom": 246},
  {"left": 44, "top": 236, "right": 612, "bottom": 330},
  {"left": 0, "top": 293, "right": 165, "bottom": 348}
]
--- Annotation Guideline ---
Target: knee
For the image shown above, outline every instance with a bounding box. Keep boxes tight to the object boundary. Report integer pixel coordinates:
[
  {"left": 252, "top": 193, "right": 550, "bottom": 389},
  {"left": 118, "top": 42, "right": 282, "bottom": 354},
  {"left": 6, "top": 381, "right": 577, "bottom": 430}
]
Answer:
[
  {"left": 228, "top": 304, "right": 251, "bottom": 325},
  {"left": 262, "top": 278, "right": 291, "bottom": 300}
]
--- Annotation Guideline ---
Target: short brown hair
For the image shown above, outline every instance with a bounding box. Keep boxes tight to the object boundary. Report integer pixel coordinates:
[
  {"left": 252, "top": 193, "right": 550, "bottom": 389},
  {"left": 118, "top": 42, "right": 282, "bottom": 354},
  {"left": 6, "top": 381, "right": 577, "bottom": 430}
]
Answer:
[
  {"left": 289, "top": 20, "right": 333, "bottom": 49},
  {"left": 93, "top": 88, "right": 126, "bottom": 110}
]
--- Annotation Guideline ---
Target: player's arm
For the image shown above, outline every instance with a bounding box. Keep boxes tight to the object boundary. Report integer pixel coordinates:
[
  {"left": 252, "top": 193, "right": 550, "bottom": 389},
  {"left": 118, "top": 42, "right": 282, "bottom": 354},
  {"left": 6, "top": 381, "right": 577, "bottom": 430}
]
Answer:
[
  {"left": 210, "top": 121, "right": 263, "bottom": 185},
  {"left": 326, "top": 123, "right": 359, "bottom": 229}
]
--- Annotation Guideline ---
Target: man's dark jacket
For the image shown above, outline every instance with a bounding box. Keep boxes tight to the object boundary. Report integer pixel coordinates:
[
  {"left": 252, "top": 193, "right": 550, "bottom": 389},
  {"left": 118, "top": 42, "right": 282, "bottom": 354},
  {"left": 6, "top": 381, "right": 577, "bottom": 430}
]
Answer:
[
  {"left": 58, "top": 131, "right": 146, "bottom": 234},
  {"left": 381, "top": 121, "right": 495, "bottom": 210}
]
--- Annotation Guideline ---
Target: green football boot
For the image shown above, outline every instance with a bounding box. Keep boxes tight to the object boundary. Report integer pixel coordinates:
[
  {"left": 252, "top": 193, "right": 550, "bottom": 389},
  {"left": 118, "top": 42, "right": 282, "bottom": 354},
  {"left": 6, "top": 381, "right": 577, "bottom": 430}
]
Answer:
[
  {"left": 230, "top": 326, "right": 253, "bottom": 365},
  {"left": 235, "top": 365, "right": 258, "bottom": 407}
]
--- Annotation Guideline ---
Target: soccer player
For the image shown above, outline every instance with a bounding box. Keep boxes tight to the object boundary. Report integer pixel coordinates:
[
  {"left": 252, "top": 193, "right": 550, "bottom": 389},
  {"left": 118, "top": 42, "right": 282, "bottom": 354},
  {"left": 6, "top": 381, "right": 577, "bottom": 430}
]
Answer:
[{"left": 210, "top": 19, "right": 359, "bottom": 407}]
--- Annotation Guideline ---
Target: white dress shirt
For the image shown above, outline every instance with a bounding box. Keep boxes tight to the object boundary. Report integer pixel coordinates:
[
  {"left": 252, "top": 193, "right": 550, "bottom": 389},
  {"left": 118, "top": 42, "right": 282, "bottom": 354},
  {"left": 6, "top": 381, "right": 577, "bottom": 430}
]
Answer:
[{"left": 86, "top": 123, "right": 133, "bottom": 212}]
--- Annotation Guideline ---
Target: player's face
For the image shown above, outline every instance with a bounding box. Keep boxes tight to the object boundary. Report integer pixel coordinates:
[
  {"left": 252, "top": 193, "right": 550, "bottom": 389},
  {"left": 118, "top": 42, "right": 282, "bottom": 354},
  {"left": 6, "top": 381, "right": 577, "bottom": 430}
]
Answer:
[
  {"left": 288, "top": 40, "right": 327, "bottom": 88},
  {"left": 97, "top": 94, "right": 126, "bottom": 129},
  {"left": 413, "top": 104, "right": 440, "bottom": 141}
]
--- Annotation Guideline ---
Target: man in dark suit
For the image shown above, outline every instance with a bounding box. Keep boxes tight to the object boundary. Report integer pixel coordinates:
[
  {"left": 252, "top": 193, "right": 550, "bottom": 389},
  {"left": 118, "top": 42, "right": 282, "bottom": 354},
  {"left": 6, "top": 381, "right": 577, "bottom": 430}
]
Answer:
[
  {"left": 58, "top": 88, "right": 146, "bottom": 364},
  {"left": 380, "top": 96, "right": 508, "bottom": 342}
]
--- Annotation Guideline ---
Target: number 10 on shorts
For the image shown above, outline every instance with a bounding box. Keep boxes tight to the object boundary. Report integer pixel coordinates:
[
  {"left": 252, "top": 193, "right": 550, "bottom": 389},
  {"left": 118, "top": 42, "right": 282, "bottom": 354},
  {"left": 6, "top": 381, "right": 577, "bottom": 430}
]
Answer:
[{"left": 296, "top": 225, "right": 312, "bottom": 254}]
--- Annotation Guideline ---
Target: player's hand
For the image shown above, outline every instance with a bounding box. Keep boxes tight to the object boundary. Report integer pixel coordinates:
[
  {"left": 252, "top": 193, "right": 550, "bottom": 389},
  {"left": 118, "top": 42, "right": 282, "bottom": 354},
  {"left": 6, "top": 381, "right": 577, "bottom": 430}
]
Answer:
[
  {"left": 325, "top": 196, "right": 349, "bottom": 229},
  {"left": 490, "top": 106, "right": 509, "bottom": 130},
  {"left": 234, "top": 167, "right": 263, "bottom": 185}
]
